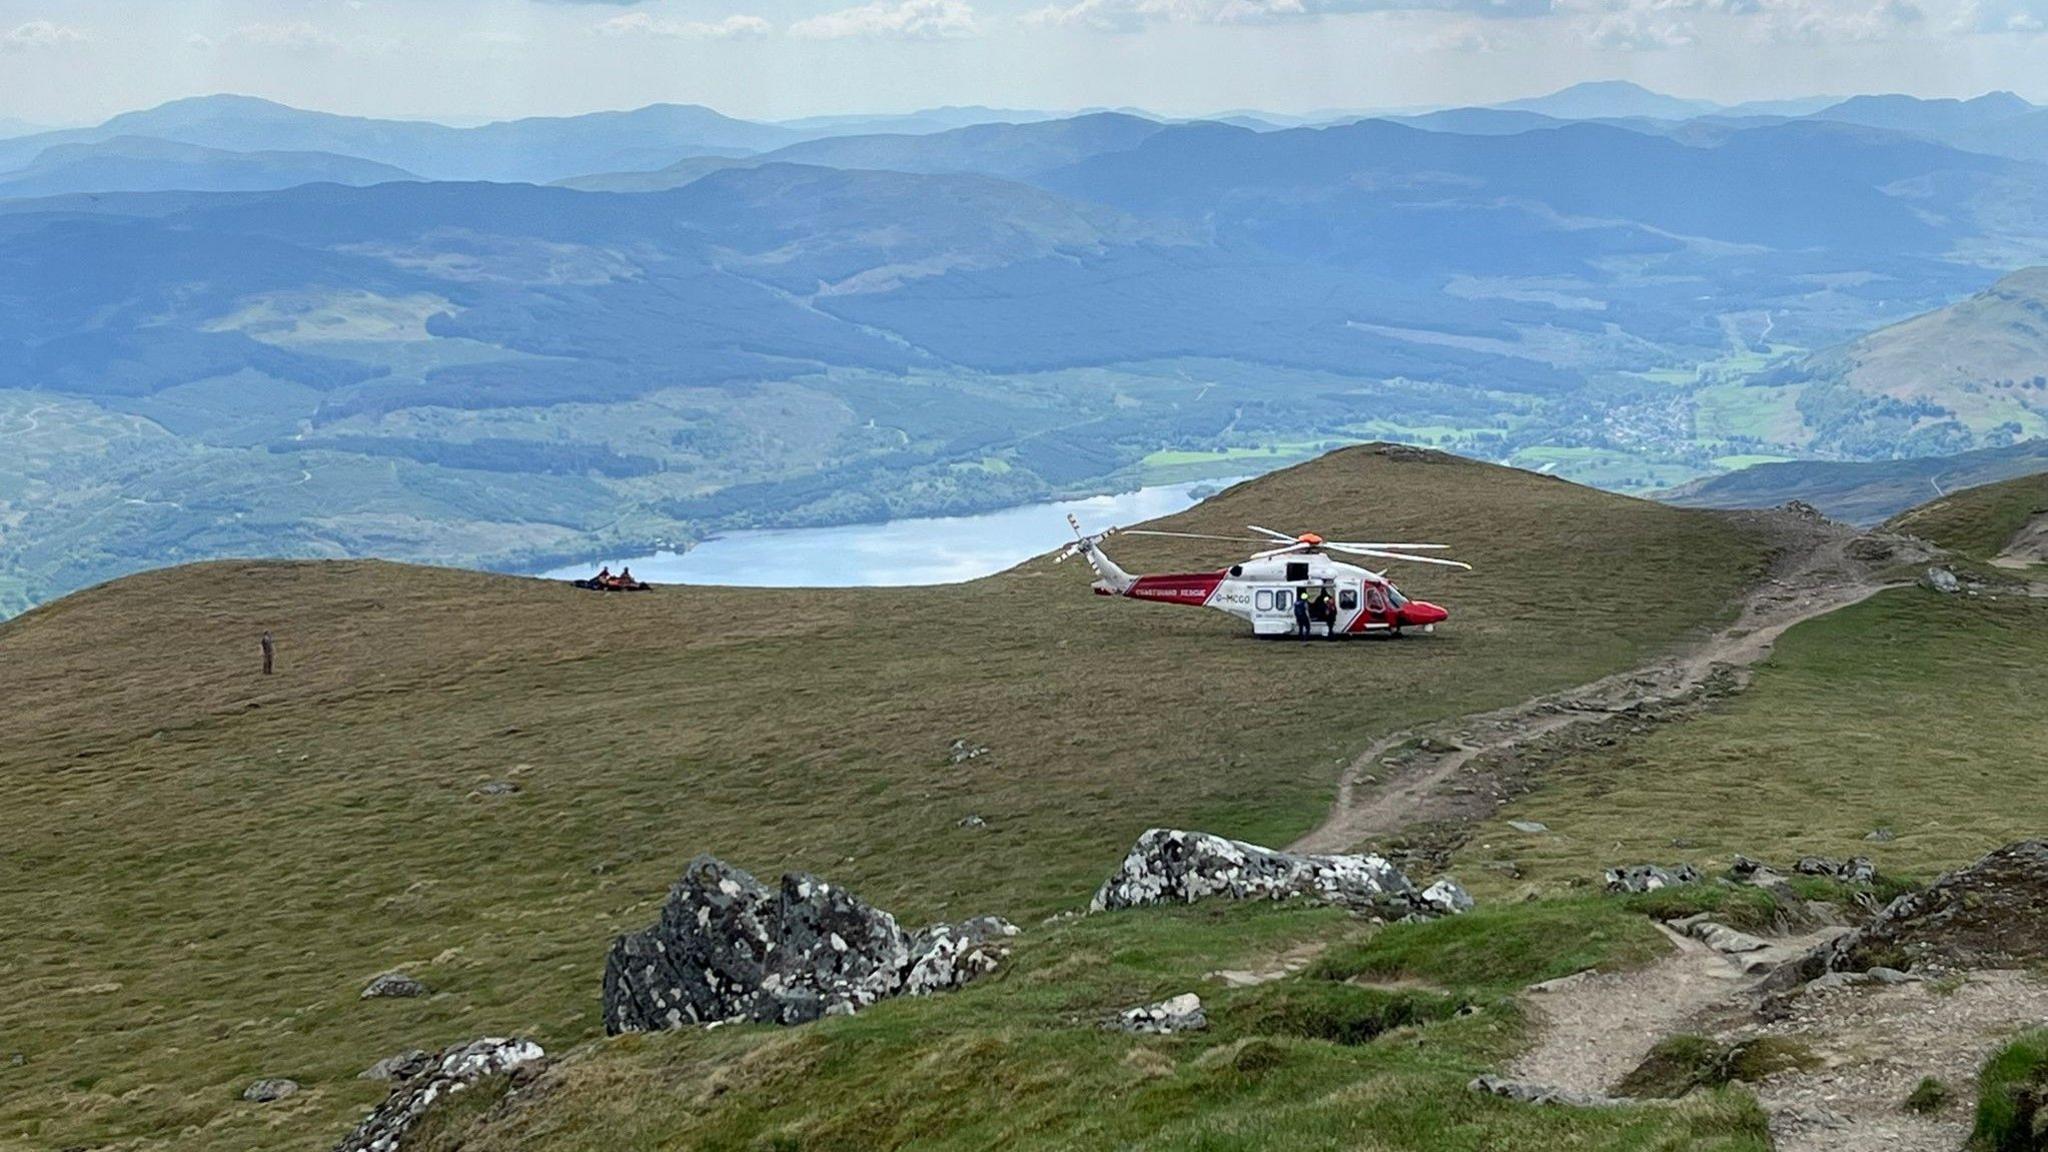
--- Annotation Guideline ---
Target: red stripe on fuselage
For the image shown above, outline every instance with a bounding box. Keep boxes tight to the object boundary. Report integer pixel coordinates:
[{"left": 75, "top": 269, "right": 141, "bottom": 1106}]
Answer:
[{"left": 1125, "top": 571, "right": 1226, "bottom": 606}]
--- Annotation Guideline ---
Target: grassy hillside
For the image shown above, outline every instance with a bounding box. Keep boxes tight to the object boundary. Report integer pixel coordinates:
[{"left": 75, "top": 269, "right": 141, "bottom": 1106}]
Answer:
[
  {"left": 0, "top": 447, "right": 1773, "bottom": 1152},
  {"left": 1884, "top": 469, "right": 2048, "bottom": 560},
  {"left": 1456, "top": 588, "right": 2048, "bottom": 896}
]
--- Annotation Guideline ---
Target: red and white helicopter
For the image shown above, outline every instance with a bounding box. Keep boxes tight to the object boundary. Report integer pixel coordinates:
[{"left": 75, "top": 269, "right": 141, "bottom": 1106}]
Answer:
[{"left": 1057, "top": 517, "right": 1468, "bottom": 638}]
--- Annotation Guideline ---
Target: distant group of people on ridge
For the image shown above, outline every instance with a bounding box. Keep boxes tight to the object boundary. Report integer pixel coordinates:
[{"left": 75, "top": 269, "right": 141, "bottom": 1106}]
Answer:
[{"left": 573, "top": 566, "right": 652, "bottom": 593}]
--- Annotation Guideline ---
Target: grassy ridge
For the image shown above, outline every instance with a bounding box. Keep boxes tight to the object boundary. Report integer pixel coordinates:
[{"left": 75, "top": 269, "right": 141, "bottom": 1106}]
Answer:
[
  {"left": 1885, "top": 470, "right": 2048, "bottom": 560},
  {"left": 0, "top": 447, "right": 1773, "bottom": 1151},
  {"left": 1457, "top": 588, "right": 2048, "bottom": 897}
]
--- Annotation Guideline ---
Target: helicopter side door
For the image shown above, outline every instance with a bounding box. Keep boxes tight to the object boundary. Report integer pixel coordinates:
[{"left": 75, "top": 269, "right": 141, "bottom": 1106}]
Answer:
[{"left": 1249, "top": 585, "right": 1297, "bottom": 636}]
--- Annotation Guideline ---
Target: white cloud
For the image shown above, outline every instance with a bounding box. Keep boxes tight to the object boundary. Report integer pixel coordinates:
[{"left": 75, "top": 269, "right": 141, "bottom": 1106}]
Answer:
[
  {"left": 227, "top": 22, "right": 344, "bottom": 54},
  {"left": 596, "top": 11, "right": 774, "bottom": 38},
  {"left": 1029, "top": 0, "right": 1549, "bottom": 31},
  {"left": 1, "top": 19, "right": 86, "bottom": 51},
  {"left": 788, "top": 0, "right": 980, "bottom": 39},
  {"left": 1954, "top": 0, "right": 2047, "bottom": 32},
  {"left": 1747, "top": 0, "right": 1922, "bottom": 42},
  {"left": 1583, "top": 9, "right": 1698, "bottom": 45}
]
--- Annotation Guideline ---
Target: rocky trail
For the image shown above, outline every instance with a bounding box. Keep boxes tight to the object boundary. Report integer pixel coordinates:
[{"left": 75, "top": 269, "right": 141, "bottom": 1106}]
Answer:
[{"left": 1292, "top": 507, "right": 1919, "bottom": 857}]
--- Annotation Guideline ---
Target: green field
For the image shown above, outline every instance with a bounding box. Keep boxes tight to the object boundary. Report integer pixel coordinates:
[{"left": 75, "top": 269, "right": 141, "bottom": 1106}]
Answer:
[{"left": 0, "top": 448, "right": 1774, "bottom": 1151}]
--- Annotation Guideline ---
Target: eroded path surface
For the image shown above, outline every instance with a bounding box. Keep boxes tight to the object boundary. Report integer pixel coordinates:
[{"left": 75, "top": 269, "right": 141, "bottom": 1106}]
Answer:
[
  {"left": 1292, "top": 508, "right": 1917, "bottom": 856},
  {"left": 1508, "top": 925, "right": 1839, "bottom": 1097}
]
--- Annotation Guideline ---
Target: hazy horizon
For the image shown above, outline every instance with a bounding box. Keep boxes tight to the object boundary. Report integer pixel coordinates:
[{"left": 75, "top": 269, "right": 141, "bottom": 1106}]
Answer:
[{"left": 2, "top": 0, "right": 2047, "bottom": 126}]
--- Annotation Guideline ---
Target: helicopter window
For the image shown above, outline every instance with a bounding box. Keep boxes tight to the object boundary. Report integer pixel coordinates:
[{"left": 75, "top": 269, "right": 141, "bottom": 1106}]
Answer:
[
  {"left": 1285, "top": 561, "right": 1310, "bottom": 582},
  {"left": 1275, "top": 590, "right": 1292, "bottom": 611},
  {"left": 1364, "top": 588, "right": 1389, "bottom": 613},
  {"left": 1339, "top": 588, "right": 1358, "bottom": 611},
  {"left": 1255, "top": 590, "right": 1274, "bottom": 612},
  {"left": 1387, "top": 586, "right": 1409, "bottom": 608}
]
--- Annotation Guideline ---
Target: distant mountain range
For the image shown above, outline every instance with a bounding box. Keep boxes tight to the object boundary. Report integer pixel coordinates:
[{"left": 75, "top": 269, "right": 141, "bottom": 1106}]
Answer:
[
  {"left": 6, "top": 84, "right": 2048, "bottom": 614},
  {"left": 1664, "top": 438, "right": 2048, "bottom": 524}
]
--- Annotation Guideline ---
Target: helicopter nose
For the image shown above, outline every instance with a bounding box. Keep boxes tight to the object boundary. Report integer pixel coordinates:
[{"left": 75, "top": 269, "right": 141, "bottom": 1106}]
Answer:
[{"left": 1402, "top": 601, "right": 1449, "bottom": 626}]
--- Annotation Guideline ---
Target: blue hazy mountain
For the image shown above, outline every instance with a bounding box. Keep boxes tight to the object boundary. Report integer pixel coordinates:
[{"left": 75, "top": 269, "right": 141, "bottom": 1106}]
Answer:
[
  {"left": 563, "top": 112, "right": 1171, "bottom": 190},
  {"left": 773, "top": 106, "right": 1066, "bottom": 135},
  {"left": 0, "top": 95, "right": 801, "bottom": 183},
  {"left": 1810, "top": 91, "right": 2035, "bottom": 135},
  {"left": 0, "top": 136, "right": 414, "bottom": 198},
  {"left": 1491, "top": 80, "right": 1720, "bottom": 121}
]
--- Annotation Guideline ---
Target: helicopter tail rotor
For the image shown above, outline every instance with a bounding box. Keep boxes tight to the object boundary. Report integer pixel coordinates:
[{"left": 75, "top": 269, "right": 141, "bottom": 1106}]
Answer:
[{"left": 1057, "top": 514, "right": 1135, "bottom": 592}]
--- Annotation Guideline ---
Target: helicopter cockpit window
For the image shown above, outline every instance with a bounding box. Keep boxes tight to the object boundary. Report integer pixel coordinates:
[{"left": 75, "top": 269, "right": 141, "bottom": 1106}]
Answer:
[
  {"left": 1387, "top": 586, "right": 1410, "bottom": 608},
  {"left": 1364, "top": 587, "right": 1389, "bottom": 613},
  {"left": 1255, "top": 590, "right": 1274, "bottom": 612},
  {"left": 1339, "top": 588, "right": 1358, "bottom": 611}
]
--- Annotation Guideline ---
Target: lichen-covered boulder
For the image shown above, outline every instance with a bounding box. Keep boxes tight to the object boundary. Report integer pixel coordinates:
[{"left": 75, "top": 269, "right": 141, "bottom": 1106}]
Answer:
[
  {"left": 603, "top": 857, "right": 1013, "bottom": 1034},
  {"left": 1112, "top": 993, "right": 1207, "bottom": 1034},
  {"left": 1088, "top": 829, "right": 1466, "bottom": 919},
  {"left": 1824, "top": 839, "right": 2048, "bottom": 974},
  {"left": 903, "top": 915, "right": 1019, "bottom": 997},
  {"left": 334, "top": 1037, "right": 544, "bottom": 1152},
  {"left": 1603, "top": 863, "right": 1702, "bottom": 893}
]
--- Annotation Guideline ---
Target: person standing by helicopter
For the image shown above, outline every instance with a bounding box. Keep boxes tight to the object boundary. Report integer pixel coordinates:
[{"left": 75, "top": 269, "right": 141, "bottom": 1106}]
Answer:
[{"left": 1293, "top": 587, "right": 1312, "bottom": 640}]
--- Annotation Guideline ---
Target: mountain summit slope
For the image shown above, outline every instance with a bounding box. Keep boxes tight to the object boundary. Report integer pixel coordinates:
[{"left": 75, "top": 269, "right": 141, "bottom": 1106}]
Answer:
[{"left": 0, "top": 446, "right": 1774, "bottom": 1152}]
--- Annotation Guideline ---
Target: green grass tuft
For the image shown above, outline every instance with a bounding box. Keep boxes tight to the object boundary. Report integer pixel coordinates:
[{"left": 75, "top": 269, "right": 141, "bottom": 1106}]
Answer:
[
  {"left": 1309, "top": 898, "right": 1670, "bottom": 992},
  {"left": 1972, "top": 1030, "right": 2048, "bottom": 1150}
]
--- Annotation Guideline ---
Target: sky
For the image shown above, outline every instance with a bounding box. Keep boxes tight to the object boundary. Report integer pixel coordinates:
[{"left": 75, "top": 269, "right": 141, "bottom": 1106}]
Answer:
[{"left": 0, "top": 0, "right": 2044, "bottom": 126}]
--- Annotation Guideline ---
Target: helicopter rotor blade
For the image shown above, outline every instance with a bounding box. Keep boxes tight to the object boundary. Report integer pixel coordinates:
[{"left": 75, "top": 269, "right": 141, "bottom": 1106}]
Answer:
[
  {"left": 1326, "top": 544, "right": 1471, "bottom": 569},
  {"left": 1323, "top": 541, "right": 1451, "bottom": 552},
  {"left": 1121, "top": 530, "right": 1273, "bottom": 544},
  {"left": 1245, "top": 524, "right": 1300, "bottom": 543},
  {"left": 1250, "top": 542, "right": 1311, "bottom": 560}
]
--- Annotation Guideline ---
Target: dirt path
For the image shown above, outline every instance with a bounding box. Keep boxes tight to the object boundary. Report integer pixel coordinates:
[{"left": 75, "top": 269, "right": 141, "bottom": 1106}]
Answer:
[
  {"left": 1291, "top": 510, "right": 1913, "bottom": 856},
  {"left": 1509, "top": 924, "right": 1842, "bottom": 1097}
]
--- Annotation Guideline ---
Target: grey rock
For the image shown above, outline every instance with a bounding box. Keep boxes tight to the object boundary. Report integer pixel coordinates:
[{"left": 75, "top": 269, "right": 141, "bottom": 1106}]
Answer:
[
  {"left": 1807, "top": 971, "right": 1871, "bottom": 992},
  {"left": 1469, "top": 1074, "right": 1624, "bottom": 1108},
  {"left": 947, "top": 739, "right": 989, "bottom": 764},
  {"left": 1840, "top": 856, "right": 1877, "bottom": 883},
  {"left": 1421, "top": 878, "right": 1475, "bottom": 915},
  {"left": 1113, "top": 993, "right": 1207, "bottom": 1034},
  {"left": 1867, "top": 966, "right": 1918, "bottom": 984},
  {"left": 603, "top": 856, "right": 1010, "bottom": 1034},
  {"left": 1920, "top": 566, "right": 1962, "bottom": 594},
  {"left": 242, "top": 1078, "right": 299, "bottom": 1103},
  {"left": 1690, "top": 921, "right": 1768, "bottom": 954},
  {"left": 1865, "top": 828, "right": 1896, "bottom": 843},
  {"left": 1088, "top": 828, "right": 1466, "bottom": 920},
  {"left": 903, "top": 916, "right": 1018, "bottom": 997},
  {"left": 334, "top": 1037, "right": 544, "bottom": 1152},
  {"left": 1795, "top": 856, "right": 1842, "bottom": 877},
  {"left": 957, "top": 814, "right": 987, "bottom": 829},
  {"left": 472, "top": 780, "right": 519, "bottom": 797},
  {"left": 360, "top": 972, "right": 429, "bottom": 1000},
  {"left": 1602, "top": 863, "right": 1701, "bottom": 893},
  {"left": 1507, "top": 820, "right": 1549, "bottom": 834},
  {"left": 1821, "top": 840, "right": 2048, "bottom": 974},
  {"left": 358, "top": 1049, "right": 433, "bottom": 1082}
]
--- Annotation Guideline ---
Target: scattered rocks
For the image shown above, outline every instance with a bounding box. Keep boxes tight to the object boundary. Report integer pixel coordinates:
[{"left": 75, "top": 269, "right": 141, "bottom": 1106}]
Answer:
[
  {"left": 947, "top": 739, "right": 989, "bottom": 764},
  {"left": 1603, "top": 863, "right": 1701, "bottom": 893},
  {"left": 1112, "top": 993, "right": 1208, "bottom": 1035},
  {"left": 242, "top": 1078, "right": 299, "bottom": 1103},
  {"left": 358, "top": 1049, "right": 433, "bottom": 1082},
  {"left": 603, "top": 856, "right": 1014, "bottom": 1034},
  {"left": 957, "top": 815, "right": 987, "bottom": 829},
  {"left": 1920, "top": 566, "right": 1961, "bottom": 594},
  {"left": 1795, "top": 855, "right": 1877, "bottom": 883},
  {"left": 360, "top": 972, "right": 429, "bottom": 1000},
  {"left": 1507, "top": 820, "right": 1549, "bottom": 834},
  {"left": 334, "top": 1038, "right": 544, "bottom": 1152},
  {"left": 1865, "top": 828, "right": 1896, "bottom": 843},
  {"left": 469, "top": 780, "right": 520, "bottom": 799},
  {"left": 1469, "top": 1075, "right": 1624, "bottom": 1108},
  {"left": 1089, "top": 828, "right": 1468, "bottom": 920}
]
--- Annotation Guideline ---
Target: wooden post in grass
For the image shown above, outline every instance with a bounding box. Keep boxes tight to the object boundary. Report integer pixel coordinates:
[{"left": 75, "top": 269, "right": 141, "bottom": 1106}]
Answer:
[{"left": 261, "top": 631, "right": 275, "bottom": 676}]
